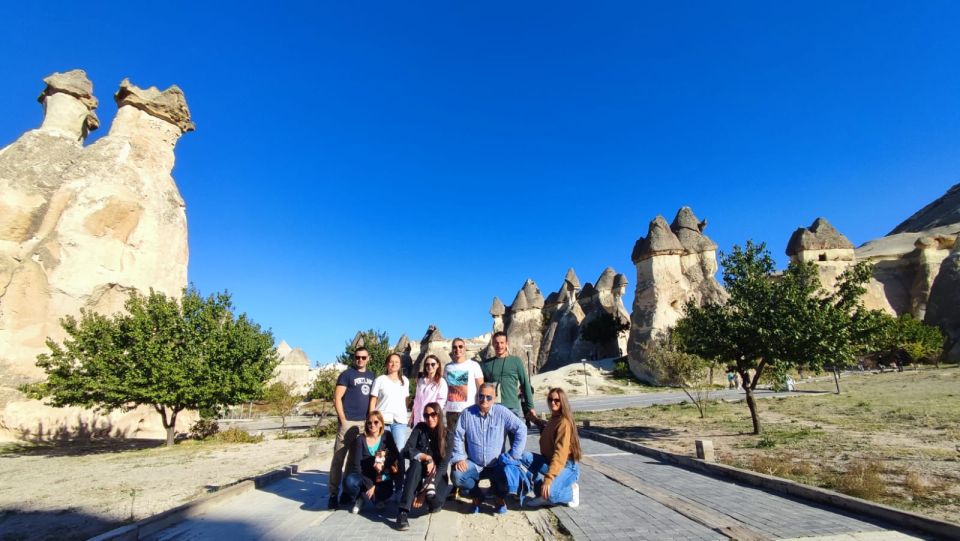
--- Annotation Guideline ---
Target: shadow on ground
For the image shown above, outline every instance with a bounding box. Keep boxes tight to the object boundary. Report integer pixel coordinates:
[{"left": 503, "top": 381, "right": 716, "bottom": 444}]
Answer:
[
  {"left": 0, "top": 438, "right": 166, "bottom": 458},
  {"left": 585, "top": 425, "right": 681, "bottom": 441},
  {"left": 0, "top": 508, "right": 122, "bottom": 541}
]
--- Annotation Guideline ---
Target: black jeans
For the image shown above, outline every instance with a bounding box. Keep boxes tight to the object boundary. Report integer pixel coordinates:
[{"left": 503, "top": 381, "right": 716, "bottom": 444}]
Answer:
[{"left": 399, "top": 458, "right": 451, "bottom": 512}]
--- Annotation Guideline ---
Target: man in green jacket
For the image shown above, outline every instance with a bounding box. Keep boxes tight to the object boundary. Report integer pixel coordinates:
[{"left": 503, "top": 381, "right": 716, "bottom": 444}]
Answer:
[{"left": 482, "top": 331, "right": 538, "bottom": 422}]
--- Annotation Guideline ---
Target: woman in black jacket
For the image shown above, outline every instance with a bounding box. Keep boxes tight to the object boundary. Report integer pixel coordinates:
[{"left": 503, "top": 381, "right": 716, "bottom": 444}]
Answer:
[
  {"left": 343, "top": 410, "right": 400, "bottom": 513},
  {"left": 396, "top": 401, "right": 450, "bottom": 530}
]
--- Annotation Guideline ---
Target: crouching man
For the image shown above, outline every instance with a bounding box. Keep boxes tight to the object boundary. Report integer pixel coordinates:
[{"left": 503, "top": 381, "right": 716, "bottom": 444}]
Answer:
[{"left": 450, "top": 382, "right": 527, "bottom": 514}]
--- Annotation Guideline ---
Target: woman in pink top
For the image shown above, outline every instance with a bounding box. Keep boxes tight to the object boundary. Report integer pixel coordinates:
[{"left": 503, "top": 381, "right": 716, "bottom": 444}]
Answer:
[{"left": 410, "top": 355, "right": 448, "bottom": 426}]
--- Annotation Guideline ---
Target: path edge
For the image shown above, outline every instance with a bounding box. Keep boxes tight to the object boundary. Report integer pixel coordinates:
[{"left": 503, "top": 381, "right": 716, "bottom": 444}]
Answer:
[{"left": 580, "top": 427, "right": 960, "bottom": 540}]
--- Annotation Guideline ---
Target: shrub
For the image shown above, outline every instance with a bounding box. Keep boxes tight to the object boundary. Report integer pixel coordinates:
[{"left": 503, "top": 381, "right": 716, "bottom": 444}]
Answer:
[
  {"left": 189, "top": 418, "right": 220, "bottom": 440},
  {"left": 214, "top": 427, "right": 264, "bottom": 444},
  {"left": 309, "top": 420, "right": 338, "bottom": 438},
  {"left": 832, "top": 460, "right": 887, "bottom": 500}
]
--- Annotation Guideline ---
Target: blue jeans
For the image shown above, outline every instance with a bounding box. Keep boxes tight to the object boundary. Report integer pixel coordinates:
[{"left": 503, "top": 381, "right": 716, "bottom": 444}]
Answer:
[
  {"left": 342, "top": 472, "right": 394, "bottom": 503},
  {"left": 389, "top": 422, "right": 410, "bottom": 450},
  {"left": 450, "top": 459, "right": 509, "bottom": 499},
  {"left": 520, "top": 452, "right": 579, "bottom": 504}
]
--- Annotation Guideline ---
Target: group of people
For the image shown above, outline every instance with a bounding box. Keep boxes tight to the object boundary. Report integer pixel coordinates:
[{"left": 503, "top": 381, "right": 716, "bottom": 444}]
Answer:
[{"left": 326, "top": 331, "right": 582, "bottom": 530}]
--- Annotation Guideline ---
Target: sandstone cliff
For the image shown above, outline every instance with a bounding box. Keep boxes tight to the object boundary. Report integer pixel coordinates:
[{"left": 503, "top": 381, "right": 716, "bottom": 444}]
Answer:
[{"left": 0, "top": 70, "right": 193, "bottom": 440}]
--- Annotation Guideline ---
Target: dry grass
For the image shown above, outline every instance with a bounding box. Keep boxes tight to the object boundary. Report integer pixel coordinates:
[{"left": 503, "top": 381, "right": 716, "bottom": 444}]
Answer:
[{"left": 576, "top": 366, "right": 960, "bottom": 523}]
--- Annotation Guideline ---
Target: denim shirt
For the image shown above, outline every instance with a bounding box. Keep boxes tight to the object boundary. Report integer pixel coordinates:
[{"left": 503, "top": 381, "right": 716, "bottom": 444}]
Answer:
[{"left": 450, "top": 404, "right": 527, "bottom": 468}]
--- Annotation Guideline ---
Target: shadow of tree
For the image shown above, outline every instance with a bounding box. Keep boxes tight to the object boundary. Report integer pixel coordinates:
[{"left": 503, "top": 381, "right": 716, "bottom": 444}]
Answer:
[
  {"left": 586, "top": 425, "right": 680, "bottom": 441},
  {"left": 0, "top": 438, "right": 166, "bottom": 458}
]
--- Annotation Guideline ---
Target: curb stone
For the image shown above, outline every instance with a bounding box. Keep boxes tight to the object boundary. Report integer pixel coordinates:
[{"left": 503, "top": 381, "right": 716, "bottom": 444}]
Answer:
[{"left": 579, "top": 428, "right": 959, "bottom": 541}]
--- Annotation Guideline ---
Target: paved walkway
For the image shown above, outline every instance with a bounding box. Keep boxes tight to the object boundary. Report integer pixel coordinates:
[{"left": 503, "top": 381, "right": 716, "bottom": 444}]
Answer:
[{"left": 146, "top": 435, "right": 928, "bottom": 540}]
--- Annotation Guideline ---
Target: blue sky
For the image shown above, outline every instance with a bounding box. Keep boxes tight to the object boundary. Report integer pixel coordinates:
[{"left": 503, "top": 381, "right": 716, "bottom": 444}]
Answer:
[{"left": 2, "top": 2, "right": 958, "bottom": 365}]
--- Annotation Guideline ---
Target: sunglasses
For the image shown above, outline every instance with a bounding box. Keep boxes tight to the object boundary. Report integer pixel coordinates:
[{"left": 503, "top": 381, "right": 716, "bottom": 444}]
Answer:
[
  {"left": 453, "top": 344, "right": 465, "bottom": 349},
  {"left": 425, "top": 363, "right": 438, "bottom": 368},
  {"left": 478, "top": 395, "right": 495, "bottom": 402},
  {"left": 548, "top": 398, "right": 561, "bottom": 404},
  {"left": 365, "top": 420, "right": 381, "bottom": 426},
  {"left": 355, "top": 356, "right": 368, "bottom": 361},
  {"left": 424, "top": 412, "right": 439, "bottom": 418}
]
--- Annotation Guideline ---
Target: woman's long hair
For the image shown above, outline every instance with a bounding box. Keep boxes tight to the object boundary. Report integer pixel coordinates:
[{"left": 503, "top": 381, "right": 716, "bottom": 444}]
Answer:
[
  {"left": 420, "top": 354, "right": 443, "bottom": 385},
  {"left": 548, "top": 387, "right": 582, "bottom": 462},
  {"left": 423, "top": 401, "right": 445, "bottom": 458}
]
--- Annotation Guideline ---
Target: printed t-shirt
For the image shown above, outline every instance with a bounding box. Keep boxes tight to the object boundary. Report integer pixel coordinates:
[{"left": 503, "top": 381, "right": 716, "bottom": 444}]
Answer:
[
  {"left": 444, "top": 359, "right": 483, "bottom": 413},
  {"left": 337, "top": 367, "right": 374, "bottom": 421}
]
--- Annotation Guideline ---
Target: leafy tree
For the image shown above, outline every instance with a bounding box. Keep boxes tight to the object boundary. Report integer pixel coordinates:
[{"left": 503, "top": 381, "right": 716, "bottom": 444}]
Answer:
[
  {"left": 674, "top": 241, "right": 875, "bottom": 434},
  {"left": 23, "top": 288, "right": 279, "bottom": 446},
  {"left": 336, "top": 329, "right": 391, "bottom": 376},
  {"left": 306, "top": 365, "right": 341, "bottom": 417},
  {"left": 263, "top": 382, "right": 301, "bottom": 434},
  {"left": 868, "top": 313, "right": 944, "bottom": 367},
  {"left": 646, "top": 341, "right": 716, "bottom": 418}
]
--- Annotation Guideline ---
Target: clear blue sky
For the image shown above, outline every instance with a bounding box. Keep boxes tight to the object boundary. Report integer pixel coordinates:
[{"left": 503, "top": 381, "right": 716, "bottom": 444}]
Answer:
[{"left": 2, "top": 2, "right": 958, "bottom": 366}]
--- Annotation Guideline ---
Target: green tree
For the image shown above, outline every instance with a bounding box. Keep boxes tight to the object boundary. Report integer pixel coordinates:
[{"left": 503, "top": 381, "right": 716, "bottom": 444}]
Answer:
[
  {"left": 23, "top": 288, "right": 279, "bottom": 446},
  {"left": 674, "top": 241, "right": 875, "bottom": 434},
  {"left": 646, "top": 341, "right": 716, "bottom": 418},
  {"left": 336, "top": 329, "right": 391, "bottom": 376},
  {"left": 580, "top": 312, "right": 631, "bottom": 357},
  {"left": 871, "top": 313, "right": 944, "bottom": 367},
  {"left": 306, "top": 365, "right": 341, "bottom": 417},
  {"left": 263, "top": 381, "right": 301, "bottom": 434}
]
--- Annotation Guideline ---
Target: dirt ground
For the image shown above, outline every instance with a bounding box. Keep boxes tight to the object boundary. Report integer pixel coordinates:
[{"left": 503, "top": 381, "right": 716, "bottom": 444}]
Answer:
[{"left": 0, "top": 433, "right": 552, "bottom": 540}]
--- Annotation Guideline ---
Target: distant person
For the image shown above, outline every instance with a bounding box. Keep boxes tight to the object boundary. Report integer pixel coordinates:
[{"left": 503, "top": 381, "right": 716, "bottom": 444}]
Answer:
[
  {"left": 450, "top": 383, "right": 527, "bottom": 514},
  {"left": 328, "top": 347, "right": 375, "bottom": 509},
  {"left": 443, "top": 337, "right": 484, "bottom": 449},
  {"left": 343, "top": 411, "right": 400, "bottom": 513},
  {"left": 481, "top": 332, "right": 537, "bottom": 424},
  {"left": 726, "top": 368, "right": 736, "bottom": 389},
  {"left": 396, "top": 402, "right": 450, "bottom": 530},
  {"left": 525, "top": 387, "right": 581, "bottom": 508},
  {"left": 410, "top": 355, "right": 447, "bottom": 426},
  {"left": 370, "top": 353, "right": 411, "bottom": 452}
]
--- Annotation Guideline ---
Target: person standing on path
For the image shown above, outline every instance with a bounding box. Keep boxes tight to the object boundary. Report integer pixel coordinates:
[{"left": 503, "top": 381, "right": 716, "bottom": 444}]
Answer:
[
  {"left": 524, "top": 387, "right": 581, "bottom": 508},
  {"left": 410, "top": 355, "right": 447, "bottom": 426},
  {"left": 450, "top": 383, "right": 527, "bottom": 514},
  {"left": 482, "top": 331, "right": 537, "bottom": 422},
  {"left": 328, "top": 347, "right": 375, "bottom": 509},
  {"left": 370, "top": 353, "right": 411, "bottom": 489},
  {"left": 443, "top": 338, "right": 484, "bottom": 451}
]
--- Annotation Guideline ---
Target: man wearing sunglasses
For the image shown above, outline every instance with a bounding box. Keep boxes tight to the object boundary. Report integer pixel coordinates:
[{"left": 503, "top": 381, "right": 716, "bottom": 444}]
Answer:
[
  {"left": 443, "top": 337, "right": 484, "bottom": 452},
  {"left": 450, "top": 383, "right": 527, "bottom": 514},
  {"left": 328, "top": 347, "right": 375, "bottom": 509}
]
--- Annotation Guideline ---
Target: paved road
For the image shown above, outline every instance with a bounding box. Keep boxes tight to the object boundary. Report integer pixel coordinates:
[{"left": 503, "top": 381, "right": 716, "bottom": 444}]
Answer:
[{"left": 144, "top": 432, "right": 925, "bottom": 540}]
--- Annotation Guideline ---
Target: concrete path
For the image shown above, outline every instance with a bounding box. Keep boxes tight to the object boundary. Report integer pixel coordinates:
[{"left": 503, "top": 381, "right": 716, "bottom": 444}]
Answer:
[{"left": 143, "top": 433, "right": 928, "bottom": 540}]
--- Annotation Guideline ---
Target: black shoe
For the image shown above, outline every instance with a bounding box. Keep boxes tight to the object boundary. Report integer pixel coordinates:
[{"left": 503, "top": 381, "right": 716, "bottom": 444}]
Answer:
[
  {"left": 397, "top": 511, "right": 410, "bottom": 531},
  {"left": 327, "top": 495, "right": 338, "bottom": 510}
]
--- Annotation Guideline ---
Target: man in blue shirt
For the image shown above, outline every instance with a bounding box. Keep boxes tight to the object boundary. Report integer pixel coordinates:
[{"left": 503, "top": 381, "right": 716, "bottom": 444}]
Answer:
[
  {"left": 328, "top": 347, "right": 375, "bottom": 509},
  {"left": 450, "top": 382, "right": 527, "bottom": 514}
]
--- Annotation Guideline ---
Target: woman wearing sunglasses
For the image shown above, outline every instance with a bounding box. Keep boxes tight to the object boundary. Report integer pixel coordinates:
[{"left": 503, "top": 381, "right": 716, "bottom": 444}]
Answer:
[
  {"left": 395, "top": 402, "right": 450, "bottom": 530},
  {"left": 523, "top": 387, "right": 581, "bottom": 508},
  {"left": 343, "top": 410, "right": 400, "bottom": 513},
  {"left": 410, "top": 355, "right": 447, "bottom": 426}
]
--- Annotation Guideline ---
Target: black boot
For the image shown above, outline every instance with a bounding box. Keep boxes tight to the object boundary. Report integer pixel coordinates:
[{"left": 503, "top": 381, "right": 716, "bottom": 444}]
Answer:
[{"left": 396, "top": 510, "right": 410, "bottom": 531}]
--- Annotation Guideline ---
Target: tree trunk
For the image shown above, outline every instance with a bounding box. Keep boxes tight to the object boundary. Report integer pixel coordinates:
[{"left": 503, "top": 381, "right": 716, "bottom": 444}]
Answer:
[
  {"left": 740, "top": 366, "right": 763, "bottom": 435},
  {"left": 157, "top": 406, "right": 179, "bottom": 447}
]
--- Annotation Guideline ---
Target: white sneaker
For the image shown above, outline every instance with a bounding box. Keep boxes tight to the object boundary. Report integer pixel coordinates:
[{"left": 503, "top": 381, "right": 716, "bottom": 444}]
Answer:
[
  {"left": 568, "top": 483, "right": 579, "bottom": 508},
  {"left": 351, "top": 496, "right": 362, "bottom": 514}
]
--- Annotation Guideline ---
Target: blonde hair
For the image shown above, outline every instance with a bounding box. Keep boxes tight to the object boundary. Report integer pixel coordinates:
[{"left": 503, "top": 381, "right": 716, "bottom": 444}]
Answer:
[{"left": 366, "top": 410, "right": 385, "bottom": 436}]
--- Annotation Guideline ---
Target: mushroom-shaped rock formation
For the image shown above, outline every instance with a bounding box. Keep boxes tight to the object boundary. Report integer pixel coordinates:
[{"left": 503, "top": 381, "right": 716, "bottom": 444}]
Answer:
[
  {"left": 786, "top": 217, "right": 855, "bottom": 261},
  {"left": 631, "top": 215, "right": 685, "bottom": 263},
  {"left": 671, "top": 207, "right": 717, "bottom": 253}
]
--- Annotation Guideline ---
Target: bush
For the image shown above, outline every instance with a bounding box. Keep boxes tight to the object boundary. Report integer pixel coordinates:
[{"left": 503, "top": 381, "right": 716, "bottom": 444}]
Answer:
[
  {"left": 189, "top": 418, "right": 220, "bottom": 440},
  {"left": 309, "top": 419, "right": 338, "bottom": 438},
  {"left": 831, "top": 460, "right": 887, "bottom": 500},
  {"left": 214, "top": 427, "right": 264, "bottom": 444}
]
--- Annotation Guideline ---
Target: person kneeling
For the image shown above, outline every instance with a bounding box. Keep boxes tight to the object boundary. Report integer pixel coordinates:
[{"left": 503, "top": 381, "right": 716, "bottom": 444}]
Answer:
[
  {"left": 450, "top": 383, "right": 527, "bottom": 514},
  {"left": 524, "top": 387, "right": 581, "bottom": 508},
  {"left": 343, "top": 411, "right": 399, "bottom": 514},
  {"left": 396, "top": 402, "right": 450, "bottom": 530}
]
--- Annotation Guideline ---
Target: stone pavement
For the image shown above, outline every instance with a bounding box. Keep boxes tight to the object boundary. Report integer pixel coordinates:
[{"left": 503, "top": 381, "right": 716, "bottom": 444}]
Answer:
[
  {"left": 144, "top": 435, "right": 929, "bottom": 540},
  {"left": 553, "top": 437, "right": 924, "bottom": 541}
]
